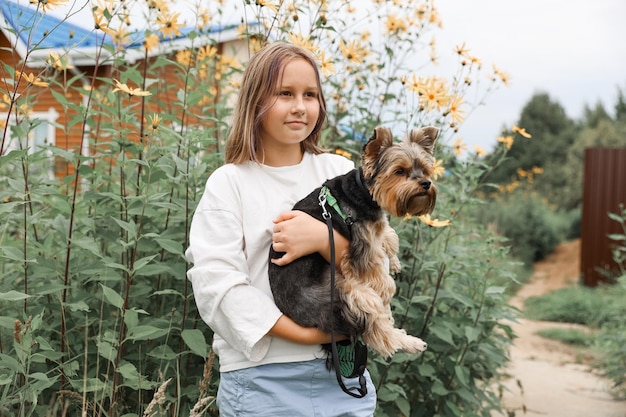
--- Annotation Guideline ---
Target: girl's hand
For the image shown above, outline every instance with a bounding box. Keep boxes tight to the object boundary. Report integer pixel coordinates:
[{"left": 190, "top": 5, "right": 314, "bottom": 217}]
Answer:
[{"left": 271, "top": 210, "right": 348, "bottom": 268}]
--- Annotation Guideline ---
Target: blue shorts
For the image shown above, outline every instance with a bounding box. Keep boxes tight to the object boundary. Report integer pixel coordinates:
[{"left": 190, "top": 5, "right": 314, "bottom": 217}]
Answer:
[{"left": 216, "top": 359, "right": 377, "bottom": 416}]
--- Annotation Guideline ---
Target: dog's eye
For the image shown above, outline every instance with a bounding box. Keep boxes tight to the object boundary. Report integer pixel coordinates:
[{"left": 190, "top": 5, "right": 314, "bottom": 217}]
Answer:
[{"left": 394, "top": 168, "right": 406, "bottom": 176}]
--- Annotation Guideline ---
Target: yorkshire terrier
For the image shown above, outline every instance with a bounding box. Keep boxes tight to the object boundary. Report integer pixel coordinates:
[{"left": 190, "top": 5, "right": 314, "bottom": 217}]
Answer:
[{"left": 269, "top": 126, "right": 438, "bottom": 358}]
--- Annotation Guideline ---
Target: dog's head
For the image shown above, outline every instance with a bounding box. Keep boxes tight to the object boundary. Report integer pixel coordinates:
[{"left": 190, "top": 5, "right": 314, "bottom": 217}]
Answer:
[{"left": 361, "top": 126, "right": 438, "bottom": 217}]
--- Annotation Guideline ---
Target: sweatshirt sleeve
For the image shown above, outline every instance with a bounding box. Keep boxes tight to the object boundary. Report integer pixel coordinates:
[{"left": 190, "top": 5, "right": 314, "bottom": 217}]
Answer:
[{"left": 186, "top": 169, "right": 283, "bottom": 362}]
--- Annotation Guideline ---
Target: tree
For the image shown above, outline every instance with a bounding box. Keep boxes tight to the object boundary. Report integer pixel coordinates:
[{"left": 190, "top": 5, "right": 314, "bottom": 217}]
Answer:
[{"left": 486, "top": 92, "right": 577, "bottom": 209}]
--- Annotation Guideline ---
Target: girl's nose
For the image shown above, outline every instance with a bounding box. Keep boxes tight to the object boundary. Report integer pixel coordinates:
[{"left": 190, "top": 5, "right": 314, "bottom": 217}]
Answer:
[{"left": 292, "top": 96, "right": 305, "bottom": 113}]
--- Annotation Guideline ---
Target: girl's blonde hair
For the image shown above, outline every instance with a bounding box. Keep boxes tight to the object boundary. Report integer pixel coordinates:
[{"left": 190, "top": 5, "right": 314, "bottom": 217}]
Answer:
[{"left": 225, "top": 42, "right": 327, "bottom": 164}]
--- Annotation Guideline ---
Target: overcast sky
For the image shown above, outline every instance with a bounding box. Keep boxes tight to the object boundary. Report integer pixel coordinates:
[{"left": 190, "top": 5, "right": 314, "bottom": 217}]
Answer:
[
  {"left": 48, "top": 0, "right": 626, "bottom": 151},
  {"left": 434, "top": 0, "right": 626, "bottom": 150}
]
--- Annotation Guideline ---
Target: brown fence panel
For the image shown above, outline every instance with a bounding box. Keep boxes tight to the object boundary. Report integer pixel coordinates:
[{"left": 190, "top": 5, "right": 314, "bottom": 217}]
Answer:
[{"left": 580, "top": 147, "right": 626, "bottom": 287}]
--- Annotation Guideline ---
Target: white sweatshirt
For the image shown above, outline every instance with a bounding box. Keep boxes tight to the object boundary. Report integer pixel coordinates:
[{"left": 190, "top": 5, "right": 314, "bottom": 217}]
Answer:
[{"left": 186, "top": 151, "right": 354, "bottom": 372}]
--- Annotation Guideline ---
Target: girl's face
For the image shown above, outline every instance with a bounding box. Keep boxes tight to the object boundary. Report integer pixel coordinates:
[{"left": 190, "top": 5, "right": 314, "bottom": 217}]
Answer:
[{"left": 259, "top": 58, "right": 320, "bottom": 164}]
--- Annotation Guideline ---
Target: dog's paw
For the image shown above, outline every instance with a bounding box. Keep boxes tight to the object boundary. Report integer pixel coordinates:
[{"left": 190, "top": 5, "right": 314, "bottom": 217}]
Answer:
[
  {"left": 403, "top": 336, "right": 428, "bottom": 354},
  {"left": 388, "top": 255, "right": 402, "bottom": 274}
]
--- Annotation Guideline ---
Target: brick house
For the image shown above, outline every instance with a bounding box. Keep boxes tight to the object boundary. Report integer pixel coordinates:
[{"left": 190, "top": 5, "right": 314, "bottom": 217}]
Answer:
[{"left": 0, "top": 0, "right": 251, "bottom": 177}]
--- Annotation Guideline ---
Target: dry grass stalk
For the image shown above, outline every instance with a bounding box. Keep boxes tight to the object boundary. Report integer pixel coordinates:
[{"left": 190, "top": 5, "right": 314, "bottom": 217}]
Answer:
[{"left": 143, "top": 377, "right": 172, "bottom": 417}]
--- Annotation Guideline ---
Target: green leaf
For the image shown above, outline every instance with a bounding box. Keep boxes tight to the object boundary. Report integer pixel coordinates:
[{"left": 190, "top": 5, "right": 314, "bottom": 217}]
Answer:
[
  {"left": 464, "top": 326, "right": 481, "bottom": 344},
  {"left": 152, "top": 289, "right": 183, "bottom": 297},
  {"left": 396, "top": 396, "right": 410, "bottom": 416},
  {"left": 428, "top": 324, "right": 455, "bottom": 346},
  {"left": 112, "top": 218, "right": 137, "bottom": 239},
  {"left": 67, "top": 301, "right": 90, "bottom": 312},
  {"left": 431, "top": 379, "right": 449, "bottom": 395},
  {"left": 181, "top": 329, "right": 207, "bottom": 358},
  {"left": 132, "top": 255, "right": 157, "bottom": 272},
  {"left": 147, "top": 344, "right": 178, "bottom": 360},
  {"left": 98, "top": 341, "right": 117, "bottom": 363},
  {"left": 125, "top": 325, "right": 168, "bottom": 342},
  {"left": 100, "top": 284, "right": 124, "bottom": 309},
  {"left": 0, "top": 290, "right": 30, "bottom": 301},
  {"left": 454, "top": 365, "right": 470, "bottom": 386},
  {"left": 155, "top": 238, "right": 183, "bottom": 255},
  {"left": 137, "top": 263, "right": 174, "bottom": 277},
  {"left": 0, "top": 374, "right": 13, "bottom": 386},
  {"left": 0, "top": 353, "right": 21, "bottom": 372}
]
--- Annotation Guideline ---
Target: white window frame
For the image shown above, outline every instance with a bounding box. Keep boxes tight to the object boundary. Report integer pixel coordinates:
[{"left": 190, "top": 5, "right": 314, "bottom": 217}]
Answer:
[{"left": 1, "top": 107, "right": 59, "bottom": 179}]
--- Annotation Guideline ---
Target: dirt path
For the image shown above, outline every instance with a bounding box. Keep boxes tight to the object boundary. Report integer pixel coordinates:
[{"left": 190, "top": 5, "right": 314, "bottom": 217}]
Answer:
[{"left": 492, "top": 239, "right": 626, "bottom": 417}]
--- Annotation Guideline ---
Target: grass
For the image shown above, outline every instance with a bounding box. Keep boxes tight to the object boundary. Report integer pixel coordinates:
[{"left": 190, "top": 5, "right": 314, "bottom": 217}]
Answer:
[
  {"left": 522, "top": 285, "right": 623, "bottom": 327},
  {"left": 534, "top": 327, "right": 594, "bottom": 347}
]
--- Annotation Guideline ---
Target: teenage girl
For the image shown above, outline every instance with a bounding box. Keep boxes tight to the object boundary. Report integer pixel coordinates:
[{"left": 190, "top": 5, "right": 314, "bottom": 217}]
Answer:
[{"left": 186, "top": 42, "right": 377, "bottom": 416}]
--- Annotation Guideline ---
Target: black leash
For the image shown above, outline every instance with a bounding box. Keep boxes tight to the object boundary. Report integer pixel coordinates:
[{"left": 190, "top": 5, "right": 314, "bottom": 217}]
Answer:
[{"left": 320, "top": 193, "right": 368, "bottom": 399}]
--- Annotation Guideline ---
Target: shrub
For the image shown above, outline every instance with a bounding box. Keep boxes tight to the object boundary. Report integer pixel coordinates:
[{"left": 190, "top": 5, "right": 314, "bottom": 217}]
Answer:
[{"left": 475, "top": 190, "right": 570, "bottom": 265}]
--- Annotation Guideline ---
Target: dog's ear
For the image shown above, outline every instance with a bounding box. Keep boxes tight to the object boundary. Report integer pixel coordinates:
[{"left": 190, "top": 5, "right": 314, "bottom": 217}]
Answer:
[
  {"left": 363, "top": 126, "right": 394, "bottom": 158},
  {"left": 361, "top": 126, "right": 394, "bottom": 178},
  {"left": 407, "top": 126, "right": 438, "bottom": 155}
]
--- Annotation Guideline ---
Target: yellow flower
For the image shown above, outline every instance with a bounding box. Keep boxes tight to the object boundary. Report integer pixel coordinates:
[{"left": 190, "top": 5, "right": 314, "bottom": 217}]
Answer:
[
  {"left": 198, "top": 45, "right": 218, "bottom": 62},
  {"left": 176, "top": 50, "right": 192, "bottom": 67},
  {"left": 144, "top": 33, "right": 160, "bottom": 52},
  {"left": 432, "top": 159, "right": 445, "bottom": 180},
  {"left": 531, "top": 166, "right": 544, "bottom": 175},
  {"left": 318, "top": 50, "right": 335, "bottom": 77},
  {"left": 454, "top": 42, "right": 470, "bottom": 58},
  {"left": 468, "top": 54, "right": 482, "bottom": 69},
  {"left": 288, "top": 32, "right": 319, "bottom": 56},
  {"left": 418, "top": 214, "right": 451, "bottom": 228},
  {"left": 497, "top": 135, "right": 513, "bottom": 150},
  {"left": 255, "top": 0, "right": 279, "bottom": 14},
  {"left": 473, "top": 145, "right": 487, "bottom": 157},
  {"left": 446, "top": 94, "right": 465, "bottom": 124},
  {"left": 17, "top": 71, "right": 49, "bottom": 88},
  {"left": 0, "top": 93, "right": 10, "bottom": 109},
  {"left": 112, "top": 79, "right": 151, "bottom": 96},
  {"left": 338, "top": 39, "right": 367, "bottom": 65},
  {"left": 157, "top": 11, "right": 182, "bottom": 39},
  {"left": 410, "top": 76, "right": 451, "bottom": 112},
  {"left": 147, "top": 0, "right": 170, "bottom": 13},
  {"left": 385, "top": 13, "right": 408, "bottom": 35},
  {"left": 453, "top": 137, "right": 467, "bottom": 157},
  {"left": 512, "top": 125, "right": 531, "bottom": 138},
  {"left": 93, "top": 9, "right": 116, "bottom": 36},
  {"left": 492, "top": 64, "right": 511, "bottom": 86},
  {"left": 148, "top": 113, "right": 162, "bottom": 131},
  {"left": 196, "top": 7, "right": 211, "bottom": 30},
  {"left": 47, "top": 51, "right": 74, "bottom": 70},
  {"left": 29, "top": 0, "right": 67, "bottom": 12},
  {"left": 111, "top": 25, "right": 130, "bottom": 49},
  {"left": 334, "top": 148, "right": 352, "bottom": 159}
]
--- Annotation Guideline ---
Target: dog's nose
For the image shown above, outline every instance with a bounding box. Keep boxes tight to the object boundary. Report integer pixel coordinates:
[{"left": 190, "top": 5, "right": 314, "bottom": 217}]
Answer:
[{"left": 419, "top": 180, "right": 431, "bottom": 190}]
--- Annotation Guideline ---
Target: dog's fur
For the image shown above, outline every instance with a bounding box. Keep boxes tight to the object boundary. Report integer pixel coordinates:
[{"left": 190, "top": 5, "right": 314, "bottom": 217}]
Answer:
[{"left": 268, "top": 126, "right": 438, "bottom": 357}]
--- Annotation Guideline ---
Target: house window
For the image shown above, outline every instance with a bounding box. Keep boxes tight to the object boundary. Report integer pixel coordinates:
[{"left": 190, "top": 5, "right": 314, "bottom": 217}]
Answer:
[{"left": 1, "top": 107, "right": 59, "bottom": 179}]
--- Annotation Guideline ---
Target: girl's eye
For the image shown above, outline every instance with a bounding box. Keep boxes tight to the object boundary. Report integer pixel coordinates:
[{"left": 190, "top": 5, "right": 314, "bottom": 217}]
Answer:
[
  {"left": 279, "top": 91, "right": 291, "bottom": 96},
  {"left": 305, "top": 92, "right": 317, "bottom": 98}
]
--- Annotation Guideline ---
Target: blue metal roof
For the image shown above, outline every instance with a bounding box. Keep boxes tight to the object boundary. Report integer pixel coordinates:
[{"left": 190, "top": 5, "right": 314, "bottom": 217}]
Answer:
[
  {"left": 1, "top": 0, "right": 249, "bottom": 53},
  {"left": 0, "top": 0, "right": 105, "bottom": 50}
]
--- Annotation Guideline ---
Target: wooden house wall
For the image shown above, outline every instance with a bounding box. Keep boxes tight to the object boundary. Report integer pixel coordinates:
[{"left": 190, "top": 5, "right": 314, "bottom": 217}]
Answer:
[{"left": 2, "top": 32, "right": 247, "bottom": 179}]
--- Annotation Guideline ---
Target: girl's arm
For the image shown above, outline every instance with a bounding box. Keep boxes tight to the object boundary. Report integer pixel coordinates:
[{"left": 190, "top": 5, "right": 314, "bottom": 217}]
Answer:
[
  {"left": 268, "top": 314, "right": 346, "bottom": 344},
  {"left": 270, "top": 210, "right": 348, "bottom": 271}
]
